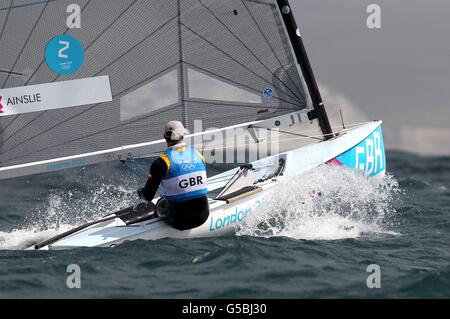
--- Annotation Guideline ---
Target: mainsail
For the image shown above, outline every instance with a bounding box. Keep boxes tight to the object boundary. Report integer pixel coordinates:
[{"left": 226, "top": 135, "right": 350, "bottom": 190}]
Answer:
[{"left": 0, "top": 0, "right": 313, "bottom": 179}]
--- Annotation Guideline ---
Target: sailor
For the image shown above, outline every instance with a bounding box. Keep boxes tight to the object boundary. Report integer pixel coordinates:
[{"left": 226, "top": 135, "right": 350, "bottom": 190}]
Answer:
[{"left": 138, "top": 121, "right": 210, "bottom": 230}]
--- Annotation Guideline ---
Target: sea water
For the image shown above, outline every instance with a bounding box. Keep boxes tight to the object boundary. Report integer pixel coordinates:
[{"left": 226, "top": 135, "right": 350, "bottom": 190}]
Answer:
[{"left": 0, "top": 151, "right": 449, "bottom": 298}]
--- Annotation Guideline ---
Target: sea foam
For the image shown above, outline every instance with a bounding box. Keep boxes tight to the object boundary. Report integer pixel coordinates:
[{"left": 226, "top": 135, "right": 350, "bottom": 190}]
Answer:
[{"left": 237, "top": 165, "right": 401, "bottom": 240}]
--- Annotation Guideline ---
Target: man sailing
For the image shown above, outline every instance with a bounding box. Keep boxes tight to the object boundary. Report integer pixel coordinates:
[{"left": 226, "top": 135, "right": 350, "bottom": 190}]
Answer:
[{"left": 138, "top": 121, "right": 210, "bottom": 230}]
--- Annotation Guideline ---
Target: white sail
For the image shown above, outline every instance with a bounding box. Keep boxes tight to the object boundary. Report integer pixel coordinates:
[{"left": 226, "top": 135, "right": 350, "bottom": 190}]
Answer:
[{"left": 0, "top": 0, "right": 311, "bottom": 179}]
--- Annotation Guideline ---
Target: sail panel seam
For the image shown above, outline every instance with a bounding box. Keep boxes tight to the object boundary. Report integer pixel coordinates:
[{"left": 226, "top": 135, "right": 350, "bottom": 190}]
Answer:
[
  {"left": 240, "top": 0, "right": 304, "bottom": 99},
  {"left": 197, "top": 0, "right": 302, "bottom": 102},
  {"left": 1, "top": 0, "right": 51, "bottom": 89}
]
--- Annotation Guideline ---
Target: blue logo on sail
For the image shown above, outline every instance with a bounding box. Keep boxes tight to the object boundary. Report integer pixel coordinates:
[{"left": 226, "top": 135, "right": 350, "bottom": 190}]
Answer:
[{"left": 45, "top": 35, "right": 84, "bottom": 75}]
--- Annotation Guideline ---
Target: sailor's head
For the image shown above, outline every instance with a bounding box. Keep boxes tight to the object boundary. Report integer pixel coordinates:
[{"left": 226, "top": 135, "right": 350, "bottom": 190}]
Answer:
[{"left": 164, "top": 120, "right": 186, "bottom": 146}]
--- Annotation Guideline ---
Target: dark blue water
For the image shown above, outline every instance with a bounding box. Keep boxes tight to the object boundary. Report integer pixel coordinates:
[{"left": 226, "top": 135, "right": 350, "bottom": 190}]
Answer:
[{"left": 0, "top": 151, "right": 449, "bottom": 298}]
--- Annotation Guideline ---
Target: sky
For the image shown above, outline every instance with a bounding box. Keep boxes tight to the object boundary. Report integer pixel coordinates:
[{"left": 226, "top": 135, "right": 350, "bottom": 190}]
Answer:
[{"left": 291, "top": 0, "right": 450, "bottom": 155}]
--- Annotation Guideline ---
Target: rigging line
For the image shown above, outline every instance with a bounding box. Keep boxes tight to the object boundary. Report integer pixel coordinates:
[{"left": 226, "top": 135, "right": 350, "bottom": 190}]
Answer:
[
  {"left": 106, "top": 106, "right": 296, "bottom": 135},
  {"left": 197, "top": 0, "right": 303, "bottom": 102},
  {"left": 0, "top": 0, "right": 13, "bottom": 48},
  {"left": 1, "top": 132, "right": 315, "bottom": 173},
  {"left": 0, "top": 0, "right": 94, "bottom": 137},
  {"left": 211, "top": 165, "right": 285, "bottom": 181},
  {"left": 125, "top": 152, "right": 162, "bottom": 161},
  {"left": 122, "top": 162, "right": 146, "bottom": 182},
  {"left": 5, "top": 105, "right": 305, "bottom": 166},
  {"left": 250, "top": 125, "right": 324, "bottom": 141},
  {"left": 181, "top": 23, "right": 301, "bottom": 107},
  {"left": 186, "top": 94, "right": 300, "bottom": 110},
  {"left": 119, "top": 101, "right": 297, "bottom": 129},
  {"left": 198, "top": 127, "right": 320, "bottom": 147},
  {"left": 121, "top": 160, "right": 148, "bottom": 183},
  {"left": 2, "top": 62, "right": 179, "bottom": 158},
  {"left": 125, "top": 159, "right": 149, "bottom": 176},
  {"left": 240, "top": 0, "right": 305, "bottom": 99},
  {"left": 2, "top": 13, "right": 179, "bottom": 143},
  {"left": 197, "top": 0, "right": 301, "bottom": 102},
  {"left": 228, "top": 122, "right": 369, "bottom": 142},
  {"left": 1, "top": 0, "right": 50, "bottom": 89},
  {"left": 4, "top": 127, "right": 324, "bottom": 174},
  {"left": 119, "top": 150, "right": 162, "bottom": 161},
  {"left": 183, "top": 61, "right": 303, "bottom": 109},
  {"left": 3, "top": 105, "right": 178, "bottom": 164},
  {"left": 199, "top": 134, "right": 317, "bottom": 154},
  {"left": 202, "top": 127, "right": 304, "bottom": 144},
  {"left": 4, "top": 112, "right": 320, "bottom": 167}
]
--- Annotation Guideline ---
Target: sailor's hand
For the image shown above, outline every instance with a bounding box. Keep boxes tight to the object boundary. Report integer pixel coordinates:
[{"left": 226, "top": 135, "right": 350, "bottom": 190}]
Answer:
[{"left": 137, "top": 188, "right": 145, "bottom": 200}]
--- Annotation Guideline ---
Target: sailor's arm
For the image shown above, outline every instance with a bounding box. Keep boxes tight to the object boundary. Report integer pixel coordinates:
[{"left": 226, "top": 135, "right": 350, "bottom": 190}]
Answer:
[{"left": 138, "top": 158, "right": 168, "bottom": 202}]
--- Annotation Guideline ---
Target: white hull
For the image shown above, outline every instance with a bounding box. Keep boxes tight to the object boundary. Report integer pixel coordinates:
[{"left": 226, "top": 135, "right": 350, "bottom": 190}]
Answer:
[{"left": 31, "top": 121, "right": 386, "bottom": 250}]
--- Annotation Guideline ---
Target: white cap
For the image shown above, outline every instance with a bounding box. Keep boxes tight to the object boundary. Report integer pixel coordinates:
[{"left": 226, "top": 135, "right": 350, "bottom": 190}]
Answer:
[{"left": 164, "top": 120, "right": 186, "bottom": 141}]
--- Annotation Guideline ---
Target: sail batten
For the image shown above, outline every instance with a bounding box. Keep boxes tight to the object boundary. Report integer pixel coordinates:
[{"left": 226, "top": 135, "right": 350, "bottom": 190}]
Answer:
[{"left": 1, "top": 0, "right": 310, "bottom": 174}]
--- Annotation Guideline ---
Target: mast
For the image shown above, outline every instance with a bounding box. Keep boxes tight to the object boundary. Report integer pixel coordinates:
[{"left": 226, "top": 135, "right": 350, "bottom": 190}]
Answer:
[
  {"left": 276, "top": 0, "right": 333, "bottom": 140},
  {"left": 178, "top": 0, "right": 188, "bottom": 127}
]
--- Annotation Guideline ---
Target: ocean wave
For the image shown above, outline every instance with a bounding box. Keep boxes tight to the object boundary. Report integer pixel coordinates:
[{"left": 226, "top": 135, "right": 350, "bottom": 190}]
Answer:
[
  {"left": 0, "top": 175, "right": 138, "bottom": 251},
  {"left": 237, "top": 165, "right": 402, "bottom": 240}
]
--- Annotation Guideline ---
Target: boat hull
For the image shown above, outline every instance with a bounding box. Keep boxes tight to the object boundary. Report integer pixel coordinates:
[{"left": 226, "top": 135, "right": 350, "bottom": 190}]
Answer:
[{"left": 31, "top": 121, "right": 386, "bottom": 250}]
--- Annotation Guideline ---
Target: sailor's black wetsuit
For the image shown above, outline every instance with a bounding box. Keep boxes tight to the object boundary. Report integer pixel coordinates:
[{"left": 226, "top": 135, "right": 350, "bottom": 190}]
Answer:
[{"left": 140, "top": 145, "right": 209, "bottom": 231}]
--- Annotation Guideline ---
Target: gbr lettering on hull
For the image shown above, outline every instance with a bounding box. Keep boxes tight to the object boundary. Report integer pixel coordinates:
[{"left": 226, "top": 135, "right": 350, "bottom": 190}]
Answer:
[
  {"left": 336, "top": 127, "right": 386, "bottom": 177},
  {"left": 355, "top": 131, "right": 384, "bottom": 176}
]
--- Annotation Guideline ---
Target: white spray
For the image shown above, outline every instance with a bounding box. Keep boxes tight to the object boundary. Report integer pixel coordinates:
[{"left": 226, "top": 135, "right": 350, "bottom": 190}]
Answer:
[
  {"left": 0, "top": 170, "right": 139, "bottom": 250},
  {"left": 237, "top": 165, "right": 401, "bottom": 240}
]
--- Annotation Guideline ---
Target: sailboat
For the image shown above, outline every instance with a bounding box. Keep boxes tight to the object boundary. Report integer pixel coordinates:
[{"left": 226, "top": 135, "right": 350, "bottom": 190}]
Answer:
[{"left": 0, "top": 0, "right": 385, "bottom": 250}]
